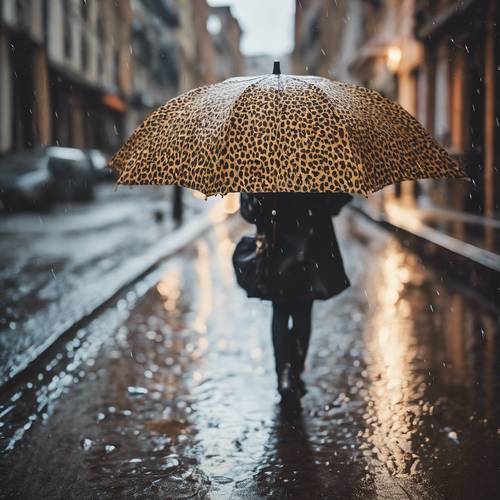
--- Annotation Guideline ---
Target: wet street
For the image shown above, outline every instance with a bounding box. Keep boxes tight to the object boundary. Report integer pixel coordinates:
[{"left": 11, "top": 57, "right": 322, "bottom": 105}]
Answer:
[
  {"left": 0, "top": 207, "right": 499, "bottom": 499},
  {"left": 0, "top": 185, "right": 204, "bottom": 386}
]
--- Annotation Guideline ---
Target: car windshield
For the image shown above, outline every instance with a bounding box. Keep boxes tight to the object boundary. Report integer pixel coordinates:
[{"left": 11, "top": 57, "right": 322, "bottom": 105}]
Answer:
[
  {"left": 88, "top": 150, "right": 108, "bottom": 168},
  {"left": 49, "top": 157, "right": 88, "bottom": 169},
  {"left": 0, "top": 153, "right": 46, "bottom": 175}
]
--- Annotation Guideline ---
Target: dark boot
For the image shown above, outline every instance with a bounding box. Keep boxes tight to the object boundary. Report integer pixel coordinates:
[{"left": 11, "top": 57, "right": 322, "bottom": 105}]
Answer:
[
  {"left": 277, "top": 362, "right": 301, "bottom": 407},
  {"left": 272, "top": 301, "right": 305, "bottom": 403},
  {"left": 294, "top": 336, "right": 307, "bottom": 396}
]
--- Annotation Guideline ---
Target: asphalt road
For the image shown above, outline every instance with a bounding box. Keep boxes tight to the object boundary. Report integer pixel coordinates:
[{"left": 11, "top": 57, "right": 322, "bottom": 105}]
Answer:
[{"left": 0, "top": 208, "right": 499, "bottom": 499}]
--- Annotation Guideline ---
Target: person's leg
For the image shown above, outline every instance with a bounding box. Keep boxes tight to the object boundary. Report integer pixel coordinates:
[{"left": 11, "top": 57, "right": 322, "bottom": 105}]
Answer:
[
  {"left": 291, "top": 300, "right": 313, "bottom": 374},
  {"left": 271, "top": 300, "right": 292, "bottom": 374},
  {"left": 272, "top": 300, "right": 302, "bottom": 405}
]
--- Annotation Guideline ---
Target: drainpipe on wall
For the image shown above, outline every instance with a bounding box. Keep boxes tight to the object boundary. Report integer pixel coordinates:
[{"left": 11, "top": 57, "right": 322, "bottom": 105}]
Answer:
[
  {"left": 484, "top": 0, "right": 496, "bottom": 248},
  {"left": 33, "top": 47, "right": 52, "bottom": 147},
  {"left": 0, "top": 30, "right": 13, "bottom": 153}
]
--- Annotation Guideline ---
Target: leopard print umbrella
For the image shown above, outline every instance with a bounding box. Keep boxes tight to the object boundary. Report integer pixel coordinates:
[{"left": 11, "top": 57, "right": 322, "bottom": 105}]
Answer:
[{"left": 110, "top": 66, "right": 466, "bottom": 197}]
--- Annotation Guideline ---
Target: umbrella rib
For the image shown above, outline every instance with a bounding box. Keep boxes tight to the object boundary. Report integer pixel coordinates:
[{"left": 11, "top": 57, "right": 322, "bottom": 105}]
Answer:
[
  {"left": 275, "top": 74, "right": 284, "bottom": 191},
  {"left": 208, "top": 75, "right": 269, "bottom": 196},
  {"left": 287, "top": 75, "right": 324, "bottom": 191},
  {"left": 288, "top": 76, "right": 370, "bottom": 196}
]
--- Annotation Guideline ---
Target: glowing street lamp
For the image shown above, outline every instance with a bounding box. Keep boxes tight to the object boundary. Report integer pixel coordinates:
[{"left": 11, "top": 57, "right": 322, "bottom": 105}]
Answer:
[{"left": 387, "top": 45, "right": 402, "bottom": 73}]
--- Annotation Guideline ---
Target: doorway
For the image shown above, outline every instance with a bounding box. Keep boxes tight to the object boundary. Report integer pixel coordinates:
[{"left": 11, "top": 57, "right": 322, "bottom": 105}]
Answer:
[{"left": 10, "top": 33, "right": 35, "bottom": 150}]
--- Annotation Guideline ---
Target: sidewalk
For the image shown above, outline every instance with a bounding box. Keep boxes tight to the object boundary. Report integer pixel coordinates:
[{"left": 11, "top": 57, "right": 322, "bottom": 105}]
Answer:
[{"left": 353, "top": 198, "right": 500, "bottom": 304}]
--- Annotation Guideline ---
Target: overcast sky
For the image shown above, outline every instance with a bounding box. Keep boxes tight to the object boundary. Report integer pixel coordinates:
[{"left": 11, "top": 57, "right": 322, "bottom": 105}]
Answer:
[{"left": 207, "top": 0, "right": 295, "bottom": 57}]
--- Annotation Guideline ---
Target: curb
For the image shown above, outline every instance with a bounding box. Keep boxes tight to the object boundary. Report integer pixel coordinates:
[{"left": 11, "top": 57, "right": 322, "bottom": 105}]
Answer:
[
  {"left": 0, "top": 203, "right": 223, "bottom": 390},
  {"left": 351, "top": 204, "right": 500, "bottom": 305}
]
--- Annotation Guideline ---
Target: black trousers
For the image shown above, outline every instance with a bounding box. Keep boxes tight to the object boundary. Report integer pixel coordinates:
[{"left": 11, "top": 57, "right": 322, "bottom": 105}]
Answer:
[{"left": 271, "top": 300, "right": 313, "bottom": 374}]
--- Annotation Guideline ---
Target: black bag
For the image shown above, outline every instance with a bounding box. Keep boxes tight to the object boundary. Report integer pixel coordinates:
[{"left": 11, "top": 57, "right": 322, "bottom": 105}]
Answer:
[{"left": 232, "top": 232, "right": 274, "bottom": 298}]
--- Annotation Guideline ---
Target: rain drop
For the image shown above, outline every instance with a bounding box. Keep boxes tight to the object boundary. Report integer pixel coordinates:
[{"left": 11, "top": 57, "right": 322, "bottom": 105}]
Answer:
[
  {"left": 127, "top": 386, "right": 148, "bottom": 396},
  {"left": 447, "top": 431, "right": 459, "bottom": 444},
  {"left": 81, "top": 438, "right": 93, "bottom": 450}
]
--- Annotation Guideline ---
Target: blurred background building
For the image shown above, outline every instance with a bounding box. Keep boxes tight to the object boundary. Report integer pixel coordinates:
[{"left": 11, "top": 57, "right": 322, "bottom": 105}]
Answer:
[
  {"left": 0, "top": 0, "right": 243, "bottom": 156},
  {"left": 128, "top": 0, "right": 180, "bottom": 134},
  {"left": 0, "top": 0, "right": 133, "bottom": 154},
  {"left": 1, "top": 0, "right": 498, "bottom": 234},
  {"left": 294, "top": 0, "right": 499, "bottom": 233},
  {"left": 176, "top": 0, "right": 216, "bottom": 93},
  {"left": 208, "top": 5, "right": 244, "bottom": 80}
]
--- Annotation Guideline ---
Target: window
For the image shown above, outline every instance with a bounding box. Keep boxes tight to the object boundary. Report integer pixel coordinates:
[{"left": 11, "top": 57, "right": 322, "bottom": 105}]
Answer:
[
  {"left": 114, "top": 49, "right": 120, "bottom": 87},
  {"left": 80, "top": 0, "right": 88, "bottom": 21},
  {"left": 81, "top": 35, "right": 88, "bottom": 70},
  {"left": 80, "top": 0, "right": 88, "bottom": 70},
  {"left": 207, "top": 15, "right": 222, "bottom": 36},
  {"left": 15, "top": 0, "right": 30, "bottom": 30},
  {"left": 97, "top": 19, "right": 105, "bottom": 76},
  {"left": 42, "top": 0, "right": 49, "bottom": 46},
  {"left": 434, "top": 42, "right": 450, "bottom": 146},
  {"left": 63, "top": 0, "right": 73, "bottom": 59}
]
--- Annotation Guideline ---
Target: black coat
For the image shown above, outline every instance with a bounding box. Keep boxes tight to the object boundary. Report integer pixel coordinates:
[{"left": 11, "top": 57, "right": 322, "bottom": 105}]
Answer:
[{"left": 239, "top": 192, "right": 352, "bottom": 302}]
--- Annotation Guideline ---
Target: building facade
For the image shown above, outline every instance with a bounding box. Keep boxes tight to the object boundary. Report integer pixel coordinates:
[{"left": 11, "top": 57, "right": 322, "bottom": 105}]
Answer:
[
  {"left": 0, "top": 0, "right": 133, "bottom": 155},
  {"left": 208, "top": 5, "right": 244, "bottom": 81},
  {"left": 128, "top": 0, "right": 180, "bottom": 134},
  {"left": 0, "top": 0, "right": 49, "bottom": 152},
  {"left": 413, "top": 0, "right": 500, "bottom": 219},
  {"left": 1, "top": 0, "right": 244, "bottom": 159},
  {"left": 176, "top": 0, "right": 215, "bottom": 93},
  {"left": 293, "top": 0, "right": 500, "bottom": 221}
]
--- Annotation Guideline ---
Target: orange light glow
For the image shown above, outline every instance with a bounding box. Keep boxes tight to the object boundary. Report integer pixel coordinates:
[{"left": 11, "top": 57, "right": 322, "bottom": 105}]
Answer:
[
  {"left": 192, "top": 240, "right": 213, "bottom": 334},
  {"left": 387, "top": 46, "right": 402, "bottom": 72}
]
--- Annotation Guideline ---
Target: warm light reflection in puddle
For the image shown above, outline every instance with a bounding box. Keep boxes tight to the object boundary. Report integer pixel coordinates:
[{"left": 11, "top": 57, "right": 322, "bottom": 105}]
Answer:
[
  {"left": 222, "top": 193, "right": 240, "bottom": 214},
  {"left": 156, "top": 269, "right": 182, "bottom": 314},
  {"left": 213, "top": 223, "right": 236, "bottom": 289},
  {"left": 192, "top": 240, "right": 213, "bottom": 334},
  {"left": 361, "top": 240, "right": 427, "bottom": 476},
  {"left": 385, "top": 201, "right": 424, "bottom": 233}
]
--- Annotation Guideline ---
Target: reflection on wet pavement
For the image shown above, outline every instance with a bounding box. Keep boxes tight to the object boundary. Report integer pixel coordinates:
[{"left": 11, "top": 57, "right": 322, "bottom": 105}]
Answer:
[
  {"left": 0, "top": 209, "right": 499, "bottom": 499},
  {"left": 0, "top": 185, "right": 188, "bottom": 386}
]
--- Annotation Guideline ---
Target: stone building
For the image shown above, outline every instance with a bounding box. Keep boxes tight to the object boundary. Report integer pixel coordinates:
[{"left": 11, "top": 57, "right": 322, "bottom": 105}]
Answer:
[
  {"left": 413, "top": 0, "right": 499, "bottom": 220},
  {"left": 208, "top": 5, "right": 244, "bottom": 81},
  {"left": 293, "top": 0, "right": 500, "bottom": 221},
  {"left": 0, "top": 0, "right": 133, "bottom": 154},
  {"left": 292, "top": 0, "right": 353, "bottom": 78},
  {"left": 176, "top": 0, "right": 216, "bottom": 93},
  {"left": 0, "top": 0, "right": 50, "bottom": 152},
  {"left": 128, "top": 0, "right": 180, "bottom": 133},
  {"left": 0, "top": 0, "right": 243, "bottom": 159}
]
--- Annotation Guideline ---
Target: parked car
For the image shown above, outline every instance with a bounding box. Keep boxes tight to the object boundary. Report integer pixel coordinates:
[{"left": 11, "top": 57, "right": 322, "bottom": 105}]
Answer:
[
  {"left": 0, "top": 147, "right": 95, "bottom": 212},
  {"left": 48, "top": 147, "right": 95, "bottom": 202},
  {"left": 85, "top": 149, "right": 116, "bottom": 181},
  {"left": 0, "top": 151, "right": 53, "bottom": 211}
]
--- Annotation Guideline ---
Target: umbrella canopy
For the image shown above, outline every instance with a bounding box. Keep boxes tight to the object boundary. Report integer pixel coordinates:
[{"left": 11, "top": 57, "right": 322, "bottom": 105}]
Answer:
[{"left": 110, "top": 63, "right": 465, "bottom": 197}]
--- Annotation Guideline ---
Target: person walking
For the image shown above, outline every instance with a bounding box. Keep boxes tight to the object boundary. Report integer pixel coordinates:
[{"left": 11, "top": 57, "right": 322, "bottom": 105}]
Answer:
[
  {"left": 237, "top": 192, "right": 352, "bottom": 406},
  {"left": 111, "top": 59, "right": 465, "bottom": 407}
]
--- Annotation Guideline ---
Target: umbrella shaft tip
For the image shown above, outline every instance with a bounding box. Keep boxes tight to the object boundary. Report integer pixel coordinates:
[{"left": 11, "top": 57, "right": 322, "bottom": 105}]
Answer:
[{"left": 273, "top": 60, "right": 281, "bottom": 75}]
